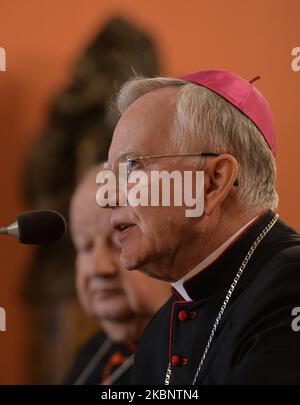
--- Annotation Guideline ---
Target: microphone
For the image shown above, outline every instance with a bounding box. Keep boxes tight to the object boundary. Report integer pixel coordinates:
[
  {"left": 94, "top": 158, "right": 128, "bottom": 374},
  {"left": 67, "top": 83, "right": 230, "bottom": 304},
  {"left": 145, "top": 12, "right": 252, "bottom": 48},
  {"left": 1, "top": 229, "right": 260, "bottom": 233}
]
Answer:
[{"left": 0, "top": 210, "right": 67, "bottom": 244}]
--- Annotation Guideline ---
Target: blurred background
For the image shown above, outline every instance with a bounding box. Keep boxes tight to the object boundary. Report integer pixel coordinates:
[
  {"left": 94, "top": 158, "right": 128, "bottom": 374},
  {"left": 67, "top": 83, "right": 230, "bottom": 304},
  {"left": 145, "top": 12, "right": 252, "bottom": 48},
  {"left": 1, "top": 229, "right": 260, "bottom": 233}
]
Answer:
[{"left": 0, "top": 0, "right": 299, "bottom": 384}]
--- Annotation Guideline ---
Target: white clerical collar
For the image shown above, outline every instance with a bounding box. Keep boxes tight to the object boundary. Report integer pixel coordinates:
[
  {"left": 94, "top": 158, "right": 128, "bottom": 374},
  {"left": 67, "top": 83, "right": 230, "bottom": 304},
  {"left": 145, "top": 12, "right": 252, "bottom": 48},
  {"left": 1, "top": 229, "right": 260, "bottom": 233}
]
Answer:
[{"left": 172, "top": 216, "right": 259, "bottom": 301}]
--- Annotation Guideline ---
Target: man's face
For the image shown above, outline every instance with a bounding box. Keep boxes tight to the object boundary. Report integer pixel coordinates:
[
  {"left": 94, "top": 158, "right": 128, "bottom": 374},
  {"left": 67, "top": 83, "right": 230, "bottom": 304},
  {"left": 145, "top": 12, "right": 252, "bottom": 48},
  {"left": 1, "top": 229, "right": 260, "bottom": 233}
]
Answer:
[
  {"left": 107, "top": 88, "right": 204, "bottom": 281},
  {"left": 71, "top": 178, "right": 169, "bottom": 323}
]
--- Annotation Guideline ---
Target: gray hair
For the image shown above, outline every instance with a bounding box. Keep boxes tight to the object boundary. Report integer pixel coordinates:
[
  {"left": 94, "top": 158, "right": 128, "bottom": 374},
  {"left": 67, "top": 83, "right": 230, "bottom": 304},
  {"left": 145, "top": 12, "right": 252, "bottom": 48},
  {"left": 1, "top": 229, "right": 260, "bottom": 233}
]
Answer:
[{"left": 116, "top": 76, "right": 278, "bottom": 211}]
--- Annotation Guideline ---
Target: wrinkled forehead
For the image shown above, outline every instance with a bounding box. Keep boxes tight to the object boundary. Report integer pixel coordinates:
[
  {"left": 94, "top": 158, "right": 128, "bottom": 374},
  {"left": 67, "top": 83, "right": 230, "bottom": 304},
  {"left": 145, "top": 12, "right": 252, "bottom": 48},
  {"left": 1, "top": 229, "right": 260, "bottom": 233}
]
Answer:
[{"left": 108, "top": 87, "right": 179, "bottom": 166}]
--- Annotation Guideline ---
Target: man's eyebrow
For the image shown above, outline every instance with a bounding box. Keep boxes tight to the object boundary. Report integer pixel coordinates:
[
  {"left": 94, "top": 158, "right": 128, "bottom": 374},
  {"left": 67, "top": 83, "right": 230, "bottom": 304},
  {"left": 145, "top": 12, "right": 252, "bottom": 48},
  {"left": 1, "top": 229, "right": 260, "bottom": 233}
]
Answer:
[
  {"left": 111, "top": 149, "right": 145, "bottom": 164},
  {"left": 119, "top": 150, "right": 141, "bottom": 159}
]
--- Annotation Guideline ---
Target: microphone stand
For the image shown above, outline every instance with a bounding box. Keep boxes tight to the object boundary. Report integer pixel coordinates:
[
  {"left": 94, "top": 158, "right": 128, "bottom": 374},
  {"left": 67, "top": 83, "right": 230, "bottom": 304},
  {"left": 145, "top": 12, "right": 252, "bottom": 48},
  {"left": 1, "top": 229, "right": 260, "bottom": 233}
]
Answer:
[{"left": 0, "top": 222, "right": 19, "bottom": 237}]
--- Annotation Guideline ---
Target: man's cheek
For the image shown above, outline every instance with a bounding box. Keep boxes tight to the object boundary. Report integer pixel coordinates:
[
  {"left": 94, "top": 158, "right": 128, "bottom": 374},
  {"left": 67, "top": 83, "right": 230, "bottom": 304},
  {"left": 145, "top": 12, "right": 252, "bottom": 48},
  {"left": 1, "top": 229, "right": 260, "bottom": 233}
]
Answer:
[
  {"left": 78, "top": 274, "right": 88, "bottom": 296},
  {"left": 120, "top": 236, "right": 147, "bottom": 267}
]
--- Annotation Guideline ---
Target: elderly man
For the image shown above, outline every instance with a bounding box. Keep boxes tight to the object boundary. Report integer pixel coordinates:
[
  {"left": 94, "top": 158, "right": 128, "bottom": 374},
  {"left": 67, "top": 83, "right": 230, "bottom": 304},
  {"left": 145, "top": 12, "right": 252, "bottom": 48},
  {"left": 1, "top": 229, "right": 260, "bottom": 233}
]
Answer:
[
  {"left": 65, "top": 165, "right": 170, "bottom": 385},
  {"left": 99, "top": 70, "right": 300, "bottom": 385}
]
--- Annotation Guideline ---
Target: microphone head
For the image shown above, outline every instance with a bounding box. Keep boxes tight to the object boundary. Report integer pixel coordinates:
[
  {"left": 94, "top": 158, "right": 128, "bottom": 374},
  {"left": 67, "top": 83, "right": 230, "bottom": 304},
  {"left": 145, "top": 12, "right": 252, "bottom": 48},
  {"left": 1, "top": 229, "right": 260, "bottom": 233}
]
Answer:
[{"left": 17, "top": 210, "right": 67, "bottom": 244}]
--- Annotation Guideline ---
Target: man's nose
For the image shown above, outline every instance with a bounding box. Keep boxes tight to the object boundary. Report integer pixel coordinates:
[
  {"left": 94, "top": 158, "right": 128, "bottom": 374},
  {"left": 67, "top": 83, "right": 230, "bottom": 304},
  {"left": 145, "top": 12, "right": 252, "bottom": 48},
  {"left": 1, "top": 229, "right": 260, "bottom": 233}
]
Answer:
[{"left": 91, "top": 240, "right": 119, "bottom": 277}]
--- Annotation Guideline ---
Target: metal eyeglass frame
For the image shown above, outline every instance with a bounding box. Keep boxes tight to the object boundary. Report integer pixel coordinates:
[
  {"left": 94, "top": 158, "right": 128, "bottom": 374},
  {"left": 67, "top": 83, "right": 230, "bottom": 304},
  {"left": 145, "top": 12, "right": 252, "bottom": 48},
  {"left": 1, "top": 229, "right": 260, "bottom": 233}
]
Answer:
[{"left": 124, "top": 152, "right": 239, "bottom": 186}]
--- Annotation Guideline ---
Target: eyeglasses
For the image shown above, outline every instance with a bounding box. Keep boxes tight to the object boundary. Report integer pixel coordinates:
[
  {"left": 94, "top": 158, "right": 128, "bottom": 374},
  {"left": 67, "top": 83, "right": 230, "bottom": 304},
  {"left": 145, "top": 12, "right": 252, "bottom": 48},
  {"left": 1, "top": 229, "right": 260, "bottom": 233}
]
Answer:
[
  {"left": 107, "top": 152, "right": 218, "bottom": 174},
  {"left": 104, "top": 152, "right": 239, "bottom": 185}
]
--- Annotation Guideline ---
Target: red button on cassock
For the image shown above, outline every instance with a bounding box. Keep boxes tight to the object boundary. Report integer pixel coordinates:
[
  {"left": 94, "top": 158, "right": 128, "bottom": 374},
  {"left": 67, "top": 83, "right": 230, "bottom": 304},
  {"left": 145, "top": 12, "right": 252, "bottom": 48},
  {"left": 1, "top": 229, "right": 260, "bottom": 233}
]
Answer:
[
  {"left": 171, "top": 355, "right": 181, "bottom": 366},
  {"left": 178, "top": 310, "right": 189, "bottom": 321}
]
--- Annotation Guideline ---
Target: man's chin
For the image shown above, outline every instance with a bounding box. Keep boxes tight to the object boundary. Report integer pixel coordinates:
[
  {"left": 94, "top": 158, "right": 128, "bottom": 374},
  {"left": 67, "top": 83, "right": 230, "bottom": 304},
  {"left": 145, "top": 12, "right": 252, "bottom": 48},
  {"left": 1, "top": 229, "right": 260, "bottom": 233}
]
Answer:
[
  {"left": 120, "top": 250, "right": 144, "bottom": 271},
  {"left": 121, "top": 251, "right": 172, "bottom": 281},
  {"left": 91, "top": 301, "right": 133, "bottom": 322}
]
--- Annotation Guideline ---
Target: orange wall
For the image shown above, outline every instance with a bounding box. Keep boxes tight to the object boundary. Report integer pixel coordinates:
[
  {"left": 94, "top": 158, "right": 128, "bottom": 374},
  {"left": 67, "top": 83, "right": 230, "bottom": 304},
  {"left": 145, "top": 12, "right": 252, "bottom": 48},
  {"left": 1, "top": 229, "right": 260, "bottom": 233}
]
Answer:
[{"left": 0, "top": 0, "right": 299, "bottom": 383}]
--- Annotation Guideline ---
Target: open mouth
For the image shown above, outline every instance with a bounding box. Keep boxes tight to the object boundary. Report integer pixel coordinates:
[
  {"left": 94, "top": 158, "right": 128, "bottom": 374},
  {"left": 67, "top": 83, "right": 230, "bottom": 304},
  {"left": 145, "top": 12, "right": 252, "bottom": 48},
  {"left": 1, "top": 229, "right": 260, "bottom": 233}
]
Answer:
[
  {"left": 115, "top": 223, "right": 135, "bottom": 232},
  {"left": 113, "top": 223, "right": 136, "bottom": 242}
]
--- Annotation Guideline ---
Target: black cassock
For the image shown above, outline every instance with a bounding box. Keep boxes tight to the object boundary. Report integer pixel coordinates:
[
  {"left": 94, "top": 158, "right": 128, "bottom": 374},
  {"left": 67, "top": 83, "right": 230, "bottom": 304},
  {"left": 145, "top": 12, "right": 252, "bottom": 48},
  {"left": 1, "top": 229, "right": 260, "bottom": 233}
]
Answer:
[
  {"left": 64, "top": 331, "right": 134, "bottom": 385},
  {"left": 132, "top": 210, "right": 300, "bottom": 385}
]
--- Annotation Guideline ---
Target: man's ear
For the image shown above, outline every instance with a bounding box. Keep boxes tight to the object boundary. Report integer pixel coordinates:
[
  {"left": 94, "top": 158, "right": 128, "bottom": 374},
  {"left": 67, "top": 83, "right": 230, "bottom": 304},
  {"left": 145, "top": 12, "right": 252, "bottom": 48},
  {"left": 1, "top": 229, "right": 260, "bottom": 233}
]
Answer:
[{"left": 204, "top": 154, "right": 239, "bottom": 216}]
